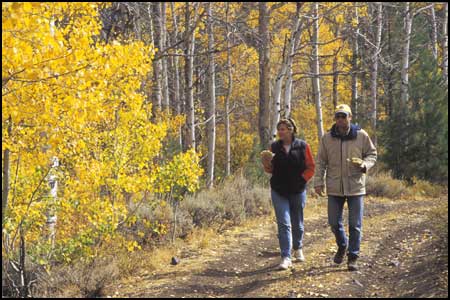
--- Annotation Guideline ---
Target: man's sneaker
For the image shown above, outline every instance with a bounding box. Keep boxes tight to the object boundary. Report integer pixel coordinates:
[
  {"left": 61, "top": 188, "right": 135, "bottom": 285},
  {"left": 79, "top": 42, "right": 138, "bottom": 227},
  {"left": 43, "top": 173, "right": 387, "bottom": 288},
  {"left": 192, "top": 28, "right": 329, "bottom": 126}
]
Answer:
[
  {"left": 293, "top": 249, "right": 305, "bottom": 262},
  {"left": 333, "top": 246, "right": 347, "bottom": 264},
  {"left": 278, "top": 257, "right": 292, "bottom": 270},
  {"left": 348, "top": 256, "right": 359, "bottom": 271}
]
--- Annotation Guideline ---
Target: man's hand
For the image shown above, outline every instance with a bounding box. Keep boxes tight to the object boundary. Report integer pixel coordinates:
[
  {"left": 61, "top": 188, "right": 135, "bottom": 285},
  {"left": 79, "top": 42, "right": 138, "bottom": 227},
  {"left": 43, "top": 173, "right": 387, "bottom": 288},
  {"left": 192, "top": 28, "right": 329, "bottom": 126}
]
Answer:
[
  {"left": 315, "top": 185, "right": 326, "bottom": 197},
  {"left": 347, "top": 157, "right": 366, "bottom": 172}
]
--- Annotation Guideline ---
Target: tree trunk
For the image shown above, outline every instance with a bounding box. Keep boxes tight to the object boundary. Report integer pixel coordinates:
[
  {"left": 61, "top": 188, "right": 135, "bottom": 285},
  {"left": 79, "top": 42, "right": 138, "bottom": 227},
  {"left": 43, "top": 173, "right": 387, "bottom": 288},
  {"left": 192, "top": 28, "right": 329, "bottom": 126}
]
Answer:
[
  {"left": 2, "top": 116, "right": 12, "bottom": 225},
  {"left": 283, "top": 4, "right": 305, "bottom": 120},
  {"left": 430, "top": 4, "right": 438, "bottom": 61},
  {"left": 442, "top": 2, "right": 448, "bottom": 85},
  {"left": 332, "top": 53, "right": 339, "bottom": 108},
  {"left": 311, "top": 2, "right": 324, "bottom": 141},
  {"left": 351, "top": 3, "right": 360, "bottom": 122},
  {"left": 46, "top": 157, "right": 59, "bottom": 251},
  {"left": 151, "top": 2, "right": 162, "bottom": 114},
  {"left": 206, "top": 2, "right": 216, "bottom": 188},
  {"left": 225, "top": 3, "right": 232, "bottom": 177},
  {"left": 184, "top": 2, "right": 197, "bottom": 149},
  {"left": 400, "top": 2, "right": 412, "bottom": 107},
  {"left": 170, "top": 2, "right": 183, "bottom": 149},
  {"left": 271, "top": 3, "right": 303, "bottom": 137},
  {"left": 370, "top": 3, "right": 383, "bottom": 146},
  {"left": 271, "top": 35, "right": 288, "bottom": 140},
  {"left": 160, "top": 2, "right": 170, "bottom": 111},
  {"left": 19, "top": 227, "right": 30, "bottom": 298},
  {"left": 258, "top": 2, "right": 271, "bottom": 149},
  {"left": 284, "top": 68, "right": 293, "bottom": 119}
]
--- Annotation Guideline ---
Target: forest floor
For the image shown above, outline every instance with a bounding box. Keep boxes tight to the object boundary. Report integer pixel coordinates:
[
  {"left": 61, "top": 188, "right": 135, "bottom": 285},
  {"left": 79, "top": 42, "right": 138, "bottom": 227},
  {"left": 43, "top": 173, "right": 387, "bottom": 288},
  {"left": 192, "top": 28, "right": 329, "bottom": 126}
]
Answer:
[{"left": 108, "top": 194, "right": 448, "bottom": 298}]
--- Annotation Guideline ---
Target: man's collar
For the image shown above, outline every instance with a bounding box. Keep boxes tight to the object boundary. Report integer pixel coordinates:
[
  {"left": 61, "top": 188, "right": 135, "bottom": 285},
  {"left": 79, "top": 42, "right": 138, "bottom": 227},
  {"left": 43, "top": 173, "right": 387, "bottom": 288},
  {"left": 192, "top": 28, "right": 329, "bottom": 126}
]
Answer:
[{"left": 334, "top": 125, "right": 350, "bottom": 136}]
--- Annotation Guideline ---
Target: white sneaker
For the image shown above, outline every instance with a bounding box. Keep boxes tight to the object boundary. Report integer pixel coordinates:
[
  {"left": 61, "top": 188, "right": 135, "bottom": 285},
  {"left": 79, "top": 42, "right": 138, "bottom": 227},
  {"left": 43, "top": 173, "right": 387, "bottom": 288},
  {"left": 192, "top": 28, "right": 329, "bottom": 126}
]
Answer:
[
  {"left": 278, "top": 257, "right": 292, "bottom": 270},
  {"left": 293, "top": 249, "right": 305, "bottom": 262}
]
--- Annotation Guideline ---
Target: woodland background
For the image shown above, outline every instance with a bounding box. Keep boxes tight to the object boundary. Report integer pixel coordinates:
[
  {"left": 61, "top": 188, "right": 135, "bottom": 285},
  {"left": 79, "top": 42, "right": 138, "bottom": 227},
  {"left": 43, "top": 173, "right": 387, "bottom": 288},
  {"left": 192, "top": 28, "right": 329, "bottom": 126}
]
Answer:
[{"left": 2, "top": 2, "right": 448, "bottom": 297}]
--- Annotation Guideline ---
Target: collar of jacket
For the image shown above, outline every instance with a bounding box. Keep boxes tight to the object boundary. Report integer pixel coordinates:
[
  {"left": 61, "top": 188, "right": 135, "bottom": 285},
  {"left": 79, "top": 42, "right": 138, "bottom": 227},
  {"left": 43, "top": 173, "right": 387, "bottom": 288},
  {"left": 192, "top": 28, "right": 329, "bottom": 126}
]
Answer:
[{"left": 330, "top": 123, "right": 361, "bottom": 140}]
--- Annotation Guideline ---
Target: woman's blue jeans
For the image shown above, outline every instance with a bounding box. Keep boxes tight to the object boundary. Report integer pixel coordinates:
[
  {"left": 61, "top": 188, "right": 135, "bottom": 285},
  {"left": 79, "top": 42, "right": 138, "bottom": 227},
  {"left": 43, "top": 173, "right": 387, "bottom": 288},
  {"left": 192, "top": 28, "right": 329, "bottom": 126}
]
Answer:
[{"left": 271, "top": 189, "right": 307, "bottom": 258}]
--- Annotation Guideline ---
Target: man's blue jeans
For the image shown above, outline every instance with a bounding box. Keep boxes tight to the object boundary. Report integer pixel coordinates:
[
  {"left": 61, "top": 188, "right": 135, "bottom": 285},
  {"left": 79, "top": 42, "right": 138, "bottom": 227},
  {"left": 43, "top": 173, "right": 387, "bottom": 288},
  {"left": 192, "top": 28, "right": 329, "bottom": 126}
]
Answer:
[
  {"left": 328, "top": 195, "right": 364, "bottom": 259},
  {"left": 271, "top": 189, "right": 307, "bottom": 258}
]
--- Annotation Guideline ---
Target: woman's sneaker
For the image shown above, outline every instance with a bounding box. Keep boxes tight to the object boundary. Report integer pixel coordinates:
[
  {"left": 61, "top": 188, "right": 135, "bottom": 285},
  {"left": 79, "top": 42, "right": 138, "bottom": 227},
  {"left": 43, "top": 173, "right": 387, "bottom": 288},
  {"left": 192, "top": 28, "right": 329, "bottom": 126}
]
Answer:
[
  {"left": 278, "top": 257, "right": 292, "bottom": 270},
  {"left": 293, "top": 249, "right": 305, "bottom": 262}
]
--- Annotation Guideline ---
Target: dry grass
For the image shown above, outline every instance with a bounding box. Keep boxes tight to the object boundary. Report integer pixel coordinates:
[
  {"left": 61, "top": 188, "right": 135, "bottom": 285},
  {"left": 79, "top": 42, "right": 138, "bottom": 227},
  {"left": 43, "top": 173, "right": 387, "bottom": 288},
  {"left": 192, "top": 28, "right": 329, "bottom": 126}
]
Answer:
[{"left": 35, "top": 256, "right": 120, "bottom": 298}]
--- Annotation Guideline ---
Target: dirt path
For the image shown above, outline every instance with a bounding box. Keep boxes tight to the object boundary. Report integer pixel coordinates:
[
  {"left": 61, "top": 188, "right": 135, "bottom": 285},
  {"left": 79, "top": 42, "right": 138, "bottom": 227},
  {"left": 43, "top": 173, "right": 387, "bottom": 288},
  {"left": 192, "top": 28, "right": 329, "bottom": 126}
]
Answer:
[{"left": 110, "top": 195, "right": 448, "bottom": 298}]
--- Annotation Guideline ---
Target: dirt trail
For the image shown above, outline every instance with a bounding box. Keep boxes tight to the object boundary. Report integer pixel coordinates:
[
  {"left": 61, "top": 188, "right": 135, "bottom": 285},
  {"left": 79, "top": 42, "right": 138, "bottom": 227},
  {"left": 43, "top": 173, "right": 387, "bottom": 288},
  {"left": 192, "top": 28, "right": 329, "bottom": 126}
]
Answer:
[{"left": 110, "top": 195, "right": 448, "bottom": 298}]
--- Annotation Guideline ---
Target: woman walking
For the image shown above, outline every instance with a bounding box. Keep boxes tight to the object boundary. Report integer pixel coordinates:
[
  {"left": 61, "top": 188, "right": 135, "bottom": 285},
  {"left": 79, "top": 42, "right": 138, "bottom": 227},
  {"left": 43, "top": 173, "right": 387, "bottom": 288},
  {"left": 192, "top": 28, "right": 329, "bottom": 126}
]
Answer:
[{"left": 261, "top": 118, "right": 315, "bottom": 270}]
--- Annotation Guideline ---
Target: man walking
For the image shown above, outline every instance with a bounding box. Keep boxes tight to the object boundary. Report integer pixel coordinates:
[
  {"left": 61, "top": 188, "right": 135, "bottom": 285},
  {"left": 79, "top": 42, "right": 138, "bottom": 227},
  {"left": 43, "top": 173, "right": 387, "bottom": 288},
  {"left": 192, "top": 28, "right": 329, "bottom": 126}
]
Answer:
[{"left": 314, "top": 104, "right": 377, "bottom": 271}]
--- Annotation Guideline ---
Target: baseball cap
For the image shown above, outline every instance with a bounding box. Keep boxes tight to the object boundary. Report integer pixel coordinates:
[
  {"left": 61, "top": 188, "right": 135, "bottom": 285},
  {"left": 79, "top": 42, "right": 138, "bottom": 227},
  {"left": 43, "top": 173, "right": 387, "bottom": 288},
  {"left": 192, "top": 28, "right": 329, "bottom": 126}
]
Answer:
[{"left": 335, "top": 104, "right": 352, "bottom": 116}]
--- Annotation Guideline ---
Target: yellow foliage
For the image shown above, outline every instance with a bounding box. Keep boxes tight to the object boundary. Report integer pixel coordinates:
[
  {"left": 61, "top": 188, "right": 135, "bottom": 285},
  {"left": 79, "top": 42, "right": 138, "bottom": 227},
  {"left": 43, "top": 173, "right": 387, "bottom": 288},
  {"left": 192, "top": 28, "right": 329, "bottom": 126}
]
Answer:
[{"left": 2, "top": 2, "right": 203, "bottom": 263}]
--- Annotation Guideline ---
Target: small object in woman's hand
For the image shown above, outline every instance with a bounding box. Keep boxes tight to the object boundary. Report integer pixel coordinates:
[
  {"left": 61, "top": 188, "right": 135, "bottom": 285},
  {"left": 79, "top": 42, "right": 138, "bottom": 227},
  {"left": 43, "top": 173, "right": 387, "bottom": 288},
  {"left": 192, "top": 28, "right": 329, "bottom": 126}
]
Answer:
[
  {"left": 261, "top": 150, "right": 274, "bottom": 160},
  {"left": 260, "top": 150, "right": 274, "bottom": 167}
]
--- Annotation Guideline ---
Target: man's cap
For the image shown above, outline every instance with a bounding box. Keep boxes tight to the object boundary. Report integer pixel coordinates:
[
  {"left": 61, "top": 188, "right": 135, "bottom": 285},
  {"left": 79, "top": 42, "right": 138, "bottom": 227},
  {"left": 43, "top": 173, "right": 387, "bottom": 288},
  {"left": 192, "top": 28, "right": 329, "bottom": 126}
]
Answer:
[{"left": 335, "top": 104, "right": 352, "bottom": 116}]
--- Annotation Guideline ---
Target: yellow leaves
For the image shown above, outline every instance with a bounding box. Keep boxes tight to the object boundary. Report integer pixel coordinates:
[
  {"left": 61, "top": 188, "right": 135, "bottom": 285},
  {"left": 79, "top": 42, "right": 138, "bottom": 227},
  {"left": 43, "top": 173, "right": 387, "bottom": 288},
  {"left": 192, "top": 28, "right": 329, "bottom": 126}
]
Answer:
[
  {"left": 154, "top": 149, "right": 204, "bottom": 195},
  {"left": 126, "top": 240, "right": 141, "bottom": 252}
]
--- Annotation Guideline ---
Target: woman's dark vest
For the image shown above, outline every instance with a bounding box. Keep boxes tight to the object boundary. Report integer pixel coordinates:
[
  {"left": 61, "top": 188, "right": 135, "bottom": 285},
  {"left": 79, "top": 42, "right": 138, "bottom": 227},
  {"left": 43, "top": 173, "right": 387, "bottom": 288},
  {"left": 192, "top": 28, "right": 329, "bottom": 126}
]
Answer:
[{"left": 270, "top": 138, "right": 307, "bottom": 196}]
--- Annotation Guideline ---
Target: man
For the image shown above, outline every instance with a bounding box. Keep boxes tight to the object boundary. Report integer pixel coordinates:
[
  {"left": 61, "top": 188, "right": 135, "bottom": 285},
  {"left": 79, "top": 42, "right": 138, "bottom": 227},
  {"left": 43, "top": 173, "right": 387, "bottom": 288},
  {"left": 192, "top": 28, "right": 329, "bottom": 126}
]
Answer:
[{"left": 314, "top": 104, "right": 377, "bottom": 271}]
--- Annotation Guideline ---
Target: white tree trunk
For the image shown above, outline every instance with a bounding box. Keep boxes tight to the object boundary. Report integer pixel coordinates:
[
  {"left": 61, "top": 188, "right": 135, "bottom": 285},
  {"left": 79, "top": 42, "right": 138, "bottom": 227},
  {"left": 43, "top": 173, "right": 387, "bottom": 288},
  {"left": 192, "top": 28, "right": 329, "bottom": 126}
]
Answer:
[
  {"left": 370, "top": 3, "right": 383, "bottom": 146},
  {"left": 206, "top": 2, "right": 216, "bottom": 188},
  {"left": 430, "top": 4, "right": 438, "bottom": 61},
  {"left": 185, "top": 2, "right": 197, "bottom": 149},
  {"left": 46, "top": 157, "right": 59, "bottom": 251},
  {"left": 271, "top": 3, "right": 303, "bottom": 139},
  {"left": 311, "top": 2, "right": 324, "bottom": 140},
  {"left": 271, "top": 36, "right": 288, "bottom": 140},
  {"left": 400, "top": 2, "right": 412, "bottom": 107},
  {"left": 284, "top": 69, "right": 293, "bottom": 119}
]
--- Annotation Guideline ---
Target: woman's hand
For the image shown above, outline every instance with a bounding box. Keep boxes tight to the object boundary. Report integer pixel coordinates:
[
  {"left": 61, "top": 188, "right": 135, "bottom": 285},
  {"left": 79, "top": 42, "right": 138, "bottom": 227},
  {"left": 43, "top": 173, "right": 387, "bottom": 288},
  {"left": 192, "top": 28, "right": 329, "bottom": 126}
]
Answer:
[{"left": 261, "top": 150, "right": 274, "bottom": 173}]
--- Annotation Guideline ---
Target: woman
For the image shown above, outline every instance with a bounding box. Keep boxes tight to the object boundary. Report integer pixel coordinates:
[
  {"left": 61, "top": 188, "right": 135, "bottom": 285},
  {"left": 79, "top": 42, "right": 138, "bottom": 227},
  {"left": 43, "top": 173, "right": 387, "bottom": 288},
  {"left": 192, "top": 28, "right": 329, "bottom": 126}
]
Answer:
[{"left": 261, "top": 118, "right": 315, "bottom": 270}]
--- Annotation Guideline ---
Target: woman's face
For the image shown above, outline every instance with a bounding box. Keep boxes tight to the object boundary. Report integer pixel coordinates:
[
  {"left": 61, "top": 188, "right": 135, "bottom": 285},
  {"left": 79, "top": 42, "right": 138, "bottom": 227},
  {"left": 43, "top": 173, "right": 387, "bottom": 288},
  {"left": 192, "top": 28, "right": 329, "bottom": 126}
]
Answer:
[{"left": 277, "top": 124, "right": 292, "bottom": 141}]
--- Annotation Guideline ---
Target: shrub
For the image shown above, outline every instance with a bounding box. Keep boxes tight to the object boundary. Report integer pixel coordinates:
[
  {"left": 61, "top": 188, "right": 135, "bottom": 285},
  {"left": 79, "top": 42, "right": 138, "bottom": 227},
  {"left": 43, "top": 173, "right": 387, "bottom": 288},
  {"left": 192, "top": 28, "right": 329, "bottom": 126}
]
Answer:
[
  {"left": 183, "top": 173, "right": 271, "bottom": 229},
  {"left": 409, "top": 177, "right": 447, "bottom": 198},
  {"left": 366, "top": 172, "right": 409, "bottom": 198}
]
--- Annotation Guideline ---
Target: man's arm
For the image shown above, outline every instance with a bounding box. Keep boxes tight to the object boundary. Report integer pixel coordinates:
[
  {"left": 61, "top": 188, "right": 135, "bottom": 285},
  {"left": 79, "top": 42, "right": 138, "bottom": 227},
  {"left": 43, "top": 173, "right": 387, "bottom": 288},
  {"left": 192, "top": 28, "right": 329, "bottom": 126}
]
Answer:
[
  {"left": 314, "top": 135, "right": 328, "bottom": 188},
  {"left": 361, "top": 132, "right": 377, "bottom": 172}
]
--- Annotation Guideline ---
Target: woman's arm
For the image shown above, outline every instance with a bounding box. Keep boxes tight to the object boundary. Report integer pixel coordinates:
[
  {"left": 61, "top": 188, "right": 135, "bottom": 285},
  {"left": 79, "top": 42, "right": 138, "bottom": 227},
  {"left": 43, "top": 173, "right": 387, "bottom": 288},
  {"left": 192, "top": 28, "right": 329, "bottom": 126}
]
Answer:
[{"left": 302, "top": 144, "right": 315, "bottom": 182}]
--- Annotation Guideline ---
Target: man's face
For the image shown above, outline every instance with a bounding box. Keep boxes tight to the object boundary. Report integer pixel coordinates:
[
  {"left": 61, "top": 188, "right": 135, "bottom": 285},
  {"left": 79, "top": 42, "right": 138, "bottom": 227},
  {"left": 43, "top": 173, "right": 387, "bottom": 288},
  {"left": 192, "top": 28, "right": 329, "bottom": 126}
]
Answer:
[{"left": 335, "top": 113, "right": 351, "bottom": 128}]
